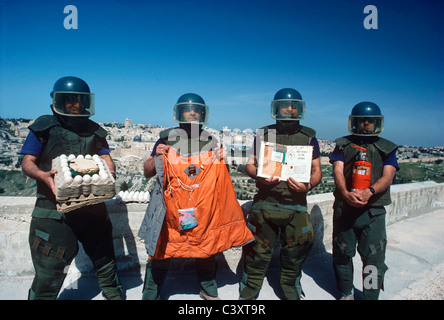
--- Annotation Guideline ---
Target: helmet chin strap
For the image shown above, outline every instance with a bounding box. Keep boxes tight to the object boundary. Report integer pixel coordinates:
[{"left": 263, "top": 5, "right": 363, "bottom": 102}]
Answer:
[
  {"left": 276, "top": 120, "right": 301, "bottom": 134},
  {"left": 179, "top": 123, "right": 203, "bottom": 138},
  {"left": 351, "top": 135, "right": 378, "bottom": 145},
  {"left": 52, "top": 108, "right": 91, "bottom": 136}
]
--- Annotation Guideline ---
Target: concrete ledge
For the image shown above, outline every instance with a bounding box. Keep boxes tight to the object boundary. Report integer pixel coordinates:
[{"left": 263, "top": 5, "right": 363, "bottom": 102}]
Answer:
[{"left": 1, "top": 181, "right": 443, "bottom": 276}]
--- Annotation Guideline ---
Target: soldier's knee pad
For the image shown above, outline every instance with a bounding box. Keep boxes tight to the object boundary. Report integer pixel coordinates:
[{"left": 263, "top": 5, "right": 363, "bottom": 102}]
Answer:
[
  {"left": 249, "top": 234, "right": 274, "bottom": 257},
  {"left": 361, "top": 239, "right": 387, "bottom": 266},
  {"left": 333, "top": 234, "right": 356, "bottom": 263}
]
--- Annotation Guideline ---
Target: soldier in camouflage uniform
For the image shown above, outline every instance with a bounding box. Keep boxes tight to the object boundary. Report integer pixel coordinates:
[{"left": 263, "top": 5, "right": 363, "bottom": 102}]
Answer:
[
  {"left": 239, "top": 88, "right": 322, "bottom": 300},
  {"left": 21, "top": 76, "right": 123, "bottom": 300},
  {"left": 330, "top": 102, "right": 399, "bottom": 300}
]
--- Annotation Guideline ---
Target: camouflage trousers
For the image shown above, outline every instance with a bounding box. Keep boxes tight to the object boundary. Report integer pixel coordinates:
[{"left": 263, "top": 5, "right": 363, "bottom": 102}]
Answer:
[
  {"left": 332, "top": 202, "right": 388, "bottom": 300},
  {"left": 28, "top": 204, "right": 123, "bottom": 300},
  {"left": 239, "top": 205, "right": 313, "bottom": 300}
]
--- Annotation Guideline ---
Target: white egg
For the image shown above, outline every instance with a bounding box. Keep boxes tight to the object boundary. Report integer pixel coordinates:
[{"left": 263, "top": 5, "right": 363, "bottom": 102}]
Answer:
[
  {"left": 99, "top": 172, "right": 108, "bottom": 181},
  {"left": 77, "top": 154, "right": 84, "bottom": 159},
  {"left": 68, "top": 154, "right": 76, "bottom": 161},
  {"left": 60, "top": 154, "right": 67, "bottom": 159},
  {"left": 91, "top": 174, "right": 100, "bottom": 183},
  {"left": 64, "top": 176, "right": 73, "bottom": 184},
  {"left": 64, "top": 171, "right": 72, "bottom": 178},
  {"left": 92, "top": 154, "right": 99, "bottom": 159},
  {"left": 73, "top": 175, "right": 83, "bottom": 184},
  {"left": 85, "top": 154, "right": 92, "bottom": 159},
  {"left": 82, "top": 174, "right": 91, "bottom": 184},
  {"left": 62, "top": 166, "right": 70, "bottom": 173},
  {"left": 60, "top": 161, "right": 68, "bottom": 168}
]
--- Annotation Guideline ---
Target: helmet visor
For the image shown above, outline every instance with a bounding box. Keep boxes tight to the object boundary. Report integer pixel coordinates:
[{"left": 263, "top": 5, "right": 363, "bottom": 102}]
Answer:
[
  {"left": 271, "top": 99, "right": 305, "bottom": 120},
  {"left": 348, "top": 115, "right": 384, "bottom": 136},
  {"left": 52, "top": 92, "right": 95, "bottom": 117},
  {"left": 174, "top": 102, "right": 209, "bottom": 125}
]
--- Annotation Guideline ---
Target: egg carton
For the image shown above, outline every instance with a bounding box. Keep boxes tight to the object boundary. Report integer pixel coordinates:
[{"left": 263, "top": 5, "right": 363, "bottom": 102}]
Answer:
[
  {"left": 56, "top": 193, "right": 115, "bottom": 214},
  {"left": 115, "top": 190, "right": 150, "bottom": 204},
  {"left": 52, "top": 154, "right": 116, "bottom": 213}
]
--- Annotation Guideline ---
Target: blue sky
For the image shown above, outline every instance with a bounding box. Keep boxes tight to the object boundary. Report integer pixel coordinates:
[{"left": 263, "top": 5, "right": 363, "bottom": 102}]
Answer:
[{"left": 0, "top": 0, "right": 443, "bottom": 147}]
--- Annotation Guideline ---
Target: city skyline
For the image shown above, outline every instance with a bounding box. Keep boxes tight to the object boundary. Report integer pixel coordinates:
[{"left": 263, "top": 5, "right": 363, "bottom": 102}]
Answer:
[{"left": 0, "top": 0, "right": 443, "bottom": 147}]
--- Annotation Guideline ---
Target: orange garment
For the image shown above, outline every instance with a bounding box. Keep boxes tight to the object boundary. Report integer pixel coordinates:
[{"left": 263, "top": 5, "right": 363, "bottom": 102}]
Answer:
[{"left": 154, "top": 148, "right": 254, "bottom": 259}]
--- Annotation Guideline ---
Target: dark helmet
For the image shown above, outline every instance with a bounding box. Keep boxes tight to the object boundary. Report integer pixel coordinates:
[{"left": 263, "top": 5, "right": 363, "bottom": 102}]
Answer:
[
  {"left": 271, "top": 88, "right": 306, "bottom": 121},
  {"left": 173, "top": 93, "right": 209, "bottom": 125},
  {"left": 348, "top": 101, "right": 384, "bottom": 136},
  {"left": 50, "top": 76, "right": 95, "bottom": 117}
]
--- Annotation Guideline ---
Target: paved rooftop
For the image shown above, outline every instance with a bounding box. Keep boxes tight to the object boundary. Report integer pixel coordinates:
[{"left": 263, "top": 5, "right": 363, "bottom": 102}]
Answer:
[{"left": 1, "top": 209, "right": 443, "bottom": 300}]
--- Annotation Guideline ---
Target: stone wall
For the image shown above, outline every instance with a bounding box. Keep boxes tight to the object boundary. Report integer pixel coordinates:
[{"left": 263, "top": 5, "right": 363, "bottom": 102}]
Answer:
[{"left": 1, "top": 181, "right": 443, "bottom": 276}]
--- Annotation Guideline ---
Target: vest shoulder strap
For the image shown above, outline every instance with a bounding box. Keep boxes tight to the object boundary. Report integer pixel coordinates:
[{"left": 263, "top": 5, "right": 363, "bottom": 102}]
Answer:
[
  {"left": 334, "top": 135, "right": 354, "bottom": 148},
  {"left": 259, "top": 124, "right": 276, "bottom": 133},
  {"left": 86, "top": 120, "right": 107, "bottom": 139},
  {"left": 28, "top": 115, "right": 58, "bottom": 134},
  {"left": 159, "top": 128, "right": 176, "bottom": 142},
  {"left": 373, "top": 137, "right": 398, "bottom": 156},
  {"left": 299, "top": 125, "right": 316, "bottom": 138},
  {"left": 28, "top": 115, "right": 58, "bottom": 145}
]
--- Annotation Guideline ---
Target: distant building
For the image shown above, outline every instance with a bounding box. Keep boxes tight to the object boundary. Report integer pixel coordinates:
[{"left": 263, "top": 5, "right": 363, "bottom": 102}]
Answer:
[
  {"left": 125, "top": 118, "right": 132, "bottom": 128},
  {"left": 15, "top": 126, "right": 29, "bottom": 138},
  {"left": 230, "top": 135, "right": 246, "bottom": 150}
]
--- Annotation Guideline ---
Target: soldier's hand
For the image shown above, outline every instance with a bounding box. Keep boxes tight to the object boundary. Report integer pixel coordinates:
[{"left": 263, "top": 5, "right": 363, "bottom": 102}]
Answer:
[
  {"left": 343, "top": 190, "right": 368, "bottom": 207},
  {"left": 256, "top": 176, "right": 280, "bottom": 185},
  {"left": 43, "top": 170, "right": 57, "bottom": 196},
  {"left": 287, "top": 177, "right": 310, "bottom": 192},
  {"left": 351, "top": 188, "right": 373, "bottom": 204},
  {"left": 213, "top": 147, "right": 227, "bottom": 162},
  {"left": 155, "top": 144, "right": 169, "bottom": 156}
]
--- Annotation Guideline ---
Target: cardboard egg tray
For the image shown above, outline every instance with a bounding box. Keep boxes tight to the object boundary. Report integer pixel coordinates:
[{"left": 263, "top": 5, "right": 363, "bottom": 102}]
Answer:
[{"left": 52, "top": 155, "right": 116, "bottom": 213}]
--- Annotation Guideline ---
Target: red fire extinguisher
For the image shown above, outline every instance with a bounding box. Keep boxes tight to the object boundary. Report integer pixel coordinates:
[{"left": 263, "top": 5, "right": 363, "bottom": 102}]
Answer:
[{"left": 351, "top": 146, "right": 372, "bottom": 191}]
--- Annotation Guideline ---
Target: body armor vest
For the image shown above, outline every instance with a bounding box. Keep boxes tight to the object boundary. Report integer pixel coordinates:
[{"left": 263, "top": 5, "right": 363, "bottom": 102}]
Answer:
[
  {"left": 334, "top": 135, "right": 398, "bottom": 207},
  {"left": 254, "top": 124, "right": 316, "bottom": 208},
  {"left": 28, "top": 115, "right": 107, "bottom": 217},
  {"left": 160, "top": 127, "right": 216, "bottom": 156}
]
